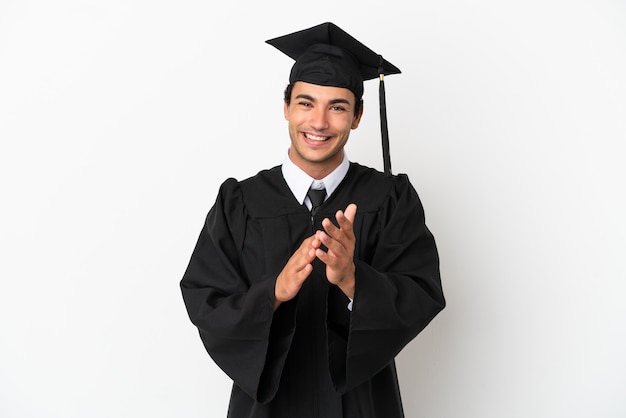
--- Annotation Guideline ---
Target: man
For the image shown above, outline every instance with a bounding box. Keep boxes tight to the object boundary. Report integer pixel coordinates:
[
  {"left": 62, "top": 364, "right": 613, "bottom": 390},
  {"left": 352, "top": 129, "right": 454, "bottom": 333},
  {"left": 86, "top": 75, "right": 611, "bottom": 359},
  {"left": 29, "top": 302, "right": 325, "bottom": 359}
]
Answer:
[{"left": 180, "top": 22, "right": 445, "bottom": 418}]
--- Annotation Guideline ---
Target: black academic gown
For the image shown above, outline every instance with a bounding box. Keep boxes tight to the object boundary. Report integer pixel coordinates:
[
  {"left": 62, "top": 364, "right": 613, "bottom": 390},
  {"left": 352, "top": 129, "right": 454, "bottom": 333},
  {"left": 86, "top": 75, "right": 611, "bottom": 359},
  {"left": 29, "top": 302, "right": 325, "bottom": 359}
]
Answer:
[{"left": 180, "top": 162, "right": 445, "bottom": 418}]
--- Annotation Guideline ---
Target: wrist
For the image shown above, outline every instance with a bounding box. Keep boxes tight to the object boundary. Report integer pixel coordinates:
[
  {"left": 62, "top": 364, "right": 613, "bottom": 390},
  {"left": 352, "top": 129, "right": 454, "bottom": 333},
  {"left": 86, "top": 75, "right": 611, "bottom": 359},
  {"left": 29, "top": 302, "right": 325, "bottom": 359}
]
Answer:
[{"left": 337, "top": 264, "right": 355, "bottom": 299}]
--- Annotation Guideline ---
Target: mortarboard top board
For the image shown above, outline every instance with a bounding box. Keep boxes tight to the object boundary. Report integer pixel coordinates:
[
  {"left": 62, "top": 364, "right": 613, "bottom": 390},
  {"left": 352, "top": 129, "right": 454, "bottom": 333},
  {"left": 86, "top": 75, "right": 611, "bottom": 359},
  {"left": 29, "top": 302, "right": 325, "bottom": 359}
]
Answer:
[
  {"left": 265, "top": 22, "right": 401, "bottom": 100},
  {"left": 266, "top": 22, "right": 401, "bottom": 175}
]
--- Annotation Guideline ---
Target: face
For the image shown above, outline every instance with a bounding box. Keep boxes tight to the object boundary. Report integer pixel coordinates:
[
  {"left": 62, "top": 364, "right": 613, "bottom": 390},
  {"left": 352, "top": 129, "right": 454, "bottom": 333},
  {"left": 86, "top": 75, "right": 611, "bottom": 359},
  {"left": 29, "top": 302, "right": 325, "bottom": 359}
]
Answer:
[{"left": 284, "top": 81, "right": 363, "bottom": 179}]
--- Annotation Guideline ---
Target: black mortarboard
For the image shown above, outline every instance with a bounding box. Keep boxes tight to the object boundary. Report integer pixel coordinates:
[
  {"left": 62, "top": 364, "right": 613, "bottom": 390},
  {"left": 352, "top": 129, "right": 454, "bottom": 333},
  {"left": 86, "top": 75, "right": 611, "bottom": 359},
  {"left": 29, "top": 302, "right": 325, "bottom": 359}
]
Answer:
[{"left": 266, "top": 22, "right": 401, "bottom": 175}]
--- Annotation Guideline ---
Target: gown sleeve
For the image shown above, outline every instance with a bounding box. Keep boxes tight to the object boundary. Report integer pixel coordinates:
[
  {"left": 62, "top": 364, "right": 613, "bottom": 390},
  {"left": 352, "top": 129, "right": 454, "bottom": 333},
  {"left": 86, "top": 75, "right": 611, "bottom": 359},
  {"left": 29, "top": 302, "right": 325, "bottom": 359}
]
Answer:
[
  {"left": 180, "top": 178, "right": 294, "bottom": 403},
  {"left": 330, "top": 174, "right": 446, "bottom": 392}
]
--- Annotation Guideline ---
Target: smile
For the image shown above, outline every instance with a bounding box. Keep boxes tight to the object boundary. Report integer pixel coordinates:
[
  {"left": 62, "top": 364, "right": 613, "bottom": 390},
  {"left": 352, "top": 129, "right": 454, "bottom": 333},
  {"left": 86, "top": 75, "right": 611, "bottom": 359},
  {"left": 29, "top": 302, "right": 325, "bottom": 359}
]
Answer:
[{"left": 304, "top": 133, "right": 330, "bottom": 141}]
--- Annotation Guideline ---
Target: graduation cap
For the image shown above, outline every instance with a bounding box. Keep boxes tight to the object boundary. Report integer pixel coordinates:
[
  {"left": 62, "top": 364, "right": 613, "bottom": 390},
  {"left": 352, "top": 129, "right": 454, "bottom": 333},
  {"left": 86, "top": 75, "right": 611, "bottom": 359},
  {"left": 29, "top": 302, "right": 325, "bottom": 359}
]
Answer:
[{"left": 266, "top": 22, "right": 401, "bottom": 175}]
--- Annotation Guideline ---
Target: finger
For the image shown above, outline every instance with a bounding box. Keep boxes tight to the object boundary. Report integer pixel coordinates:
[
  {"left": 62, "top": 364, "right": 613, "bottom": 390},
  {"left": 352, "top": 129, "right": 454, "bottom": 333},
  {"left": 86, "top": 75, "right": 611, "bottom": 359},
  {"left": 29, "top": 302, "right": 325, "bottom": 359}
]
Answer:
[
  {"left": 315, "top": 248, "right": 329, "bottom": 264},
  {"left": 276, "top": 262, "right": 312, "bottom": 303},
  {"left": 288, "top": 236, "right": 318, "bottom": 271},
  {"left": 315, "top": 246, "right": 344, "bottom": 267},
  {"left": 315, "top": 229, "right": 343, "bottom": 255},
  {"left": 286, "top": 260, "right": 313, "bottom": 282},
  {"left": 298, "top": 262, "right": 313, "bottom": 278},
  {"left": 310, "top": 234, "right": 323, "bottom": 251},
  {"left": 329, "top": 215, "right": 353, "bottom": 245},
  {"left": 321, "top": 216, "right": 340, "bottom": 237},
  {"left": 336, "top": 204, "right": 357, "bottom": 230},
  {"left": 344, "top": 203, "right": 357, "bottom": 223},
  {"left": 316, "top": 232, "right": 348, "bottom": 263}
]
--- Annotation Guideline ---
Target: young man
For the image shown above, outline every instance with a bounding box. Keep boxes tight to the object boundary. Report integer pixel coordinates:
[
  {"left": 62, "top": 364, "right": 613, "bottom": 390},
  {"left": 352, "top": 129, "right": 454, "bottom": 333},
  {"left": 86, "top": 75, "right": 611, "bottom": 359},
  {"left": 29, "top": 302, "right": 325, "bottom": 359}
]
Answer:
[{"left": 180, "top": 22, "right": 445, "bottom": 418}]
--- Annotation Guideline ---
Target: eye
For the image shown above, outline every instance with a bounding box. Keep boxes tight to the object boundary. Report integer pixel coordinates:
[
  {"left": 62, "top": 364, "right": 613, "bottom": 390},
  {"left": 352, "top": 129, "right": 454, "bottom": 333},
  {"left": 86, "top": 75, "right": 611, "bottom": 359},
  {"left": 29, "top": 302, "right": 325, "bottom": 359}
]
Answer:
[
  {"left": 330, "top": 105, "right": 347, "bottom": 112},
  {"left": 298, "top": 101, "right": 312, "bottom": 107}
]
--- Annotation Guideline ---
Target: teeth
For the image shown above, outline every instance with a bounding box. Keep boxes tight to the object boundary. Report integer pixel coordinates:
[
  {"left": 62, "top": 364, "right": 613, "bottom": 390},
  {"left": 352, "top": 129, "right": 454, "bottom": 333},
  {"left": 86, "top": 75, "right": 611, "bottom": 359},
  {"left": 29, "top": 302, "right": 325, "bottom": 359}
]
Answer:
[{"left": 305, "top": 133, "right": 328, "bottom": 141}]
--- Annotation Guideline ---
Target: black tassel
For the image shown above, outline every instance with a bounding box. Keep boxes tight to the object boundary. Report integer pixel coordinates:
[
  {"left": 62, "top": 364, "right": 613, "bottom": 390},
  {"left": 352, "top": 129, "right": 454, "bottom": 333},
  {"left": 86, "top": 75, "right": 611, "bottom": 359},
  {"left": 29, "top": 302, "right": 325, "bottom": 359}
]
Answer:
[{"left": 378, "top": 58, "right": 392, "bottom": 175}]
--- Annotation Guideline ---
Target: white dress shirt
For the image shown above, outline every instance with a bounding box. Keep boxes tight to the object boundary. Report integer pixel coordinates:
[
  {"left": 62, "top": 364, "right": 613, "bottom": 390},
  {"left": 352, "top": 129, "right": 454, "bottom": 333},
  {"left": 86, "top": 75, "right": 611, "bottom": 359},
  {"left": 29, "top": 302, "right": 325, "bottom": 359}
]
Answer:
[{"left": 281, "top": 150, "right": 350, "bottom": 210}]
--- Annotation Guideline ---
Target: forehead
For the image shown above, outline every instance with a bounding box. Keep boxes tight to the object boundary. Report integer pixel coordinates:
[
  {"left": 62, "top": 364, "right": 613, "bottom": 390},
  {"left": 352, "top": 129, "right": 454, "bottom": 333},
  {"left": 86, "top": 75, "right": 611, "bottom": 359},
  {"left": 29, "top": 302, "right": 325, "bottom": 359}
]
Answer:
[{"left": 291, "top": 81, "right": 357, "bottom": 104}]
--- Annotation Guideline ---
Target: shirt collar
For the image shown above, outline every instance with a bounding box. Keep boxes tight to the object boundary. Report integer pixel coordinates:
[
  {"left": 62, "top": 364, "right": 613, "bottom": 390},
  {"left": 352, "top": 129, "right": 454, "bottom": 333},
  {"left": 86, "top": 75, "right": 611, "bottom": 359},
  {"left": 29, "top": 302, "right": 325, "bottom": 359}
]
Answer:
[{"left": 281, "top": 150, "right": 350, "bottom": 205}]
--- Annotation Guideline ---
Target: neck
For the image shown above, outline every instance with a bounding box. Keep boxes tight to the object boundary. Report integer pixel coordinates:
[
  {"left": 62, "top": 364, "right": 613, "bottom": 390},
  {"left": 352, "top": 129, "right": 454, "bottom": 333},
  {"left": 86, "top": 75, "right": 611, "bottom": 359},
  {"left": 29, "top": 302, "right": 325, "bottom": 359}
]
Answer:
[{"left": 288, "top": 149, "right": 343, "bottom": 180}]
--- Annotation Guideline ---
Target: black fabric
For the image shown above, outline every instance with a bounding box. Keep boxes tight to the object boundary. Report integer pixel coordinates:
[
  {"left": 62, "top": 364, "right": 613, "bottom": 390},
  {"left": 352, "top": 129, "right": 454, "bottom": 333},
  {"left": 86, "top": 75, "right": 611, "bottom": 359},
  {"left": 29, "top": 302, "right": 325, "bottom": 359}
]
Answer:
[{"left": 180, "top": 163, "right": 445, "bottom": 418}]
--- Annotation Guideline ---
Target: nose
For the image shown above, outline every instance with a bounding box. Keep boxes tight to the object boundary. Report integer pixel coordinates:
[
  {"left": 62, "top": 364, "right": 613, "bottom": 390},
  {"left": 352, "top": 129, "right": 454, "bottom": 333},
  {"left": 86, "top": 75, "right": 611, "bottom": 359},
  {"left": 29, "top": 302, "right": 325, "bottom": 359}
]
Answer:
[{"left": 309, "top": 107, "right": 329, "bottom": 131}]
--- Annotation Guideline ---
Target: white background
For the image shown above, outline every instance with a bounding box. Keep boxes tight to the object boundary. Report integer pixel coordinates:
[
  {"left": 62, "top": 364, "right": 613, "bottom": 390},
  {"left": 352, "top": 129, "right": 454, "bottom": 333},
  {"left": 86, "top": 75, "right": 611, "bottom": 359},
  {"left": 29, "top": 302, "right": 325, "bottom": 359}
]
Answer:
[{"left": 1, "top": 1, "right": 625, "bottom": 417}]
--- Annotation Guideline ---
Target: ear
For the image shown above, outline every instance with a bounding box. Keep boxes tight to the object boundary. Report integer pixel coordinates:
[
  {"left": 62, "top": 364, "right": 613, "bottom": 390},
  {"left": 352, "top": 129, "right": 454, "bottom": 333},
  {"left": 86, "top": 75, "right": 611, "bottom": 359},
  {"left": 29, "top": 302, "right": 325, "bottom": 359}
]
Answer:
[
  {"left": 351, "top": 105, "right": 363, "bottom": 129},
  {"left": 283, "top": 101, "right": 289, "bottom": 120}
]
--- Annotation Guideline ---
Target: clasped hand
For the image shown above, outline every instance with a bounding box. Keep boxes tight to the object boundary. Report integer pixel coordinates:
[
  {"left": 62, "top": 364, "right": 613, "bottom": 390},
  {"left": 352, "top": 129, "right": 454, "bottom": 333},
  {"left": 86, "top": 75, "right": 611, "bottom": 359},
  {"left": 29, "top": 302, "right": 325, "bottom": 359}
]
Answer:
[{"left": 274, "top": 204, "right": 357, "bottom": 310}]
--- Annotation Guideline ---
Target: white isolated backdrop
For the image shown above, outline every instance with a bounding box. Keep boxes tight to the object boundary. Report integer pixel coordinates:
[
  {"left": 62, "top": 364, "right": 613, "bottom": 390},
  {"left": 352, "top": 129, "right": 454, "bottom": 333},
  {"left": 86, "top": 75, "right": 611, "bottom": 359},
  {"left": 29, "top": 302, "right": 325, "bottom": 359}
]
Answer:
[{"left": 1, "top": 1, "right": 625, "bottom": 417}]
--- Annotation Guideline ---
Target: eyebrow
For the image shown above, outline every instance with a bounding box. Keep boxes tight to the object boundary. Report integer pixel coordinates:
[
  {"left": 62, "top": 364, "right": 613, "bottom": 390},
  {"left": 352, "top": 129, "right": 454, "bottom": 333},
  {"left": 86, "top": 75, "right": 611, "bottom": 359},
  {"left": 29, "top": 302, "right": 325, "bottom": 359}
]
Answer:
[{"left": 294, "top": 94, "right": 352, "bottom": 106}]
